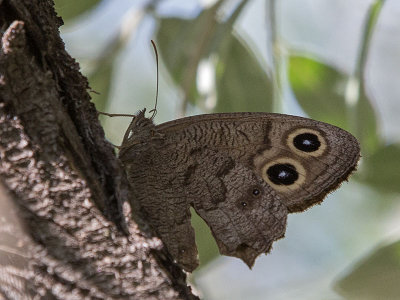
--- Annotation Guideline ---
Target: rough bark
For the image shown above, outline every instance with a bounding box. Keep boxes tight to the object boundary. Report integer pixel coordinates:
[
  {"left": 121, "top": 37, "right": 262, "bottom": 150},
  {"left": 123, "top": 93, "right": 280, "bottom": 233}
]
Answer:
[{"left": 0, "top": 1, "right": 198, "bottom": 299}]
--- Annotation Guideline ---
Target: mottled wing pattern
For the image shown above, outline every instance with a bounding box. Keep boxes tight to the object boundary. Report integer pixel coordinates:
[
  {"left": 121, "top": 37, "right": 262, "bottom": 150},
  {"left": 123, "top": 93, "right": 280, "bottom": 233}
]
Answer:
[
  {"left": 182, "top": 148, "right": 287, "bottom": 267},
  {"left": 119, "top": 111, "right": 198, "bottom": 271},
  {"left": 158, "top": 113, "right": 360, "bottom": 212},
  {"left": 120, "top": 111, "right": 360, "bottom": 271}
]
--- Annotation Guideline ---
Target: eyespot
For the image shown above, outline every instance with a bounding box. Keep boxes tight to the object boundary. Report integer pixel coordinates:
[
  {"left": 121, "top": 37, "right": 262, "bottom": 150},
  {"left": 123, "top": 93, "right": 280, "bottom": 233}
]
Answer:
[
  {"left": 293, "top": 133, "right": 320, "bottom": 152},
  {"left": 266, "top": 163, "right": 298, "bottom": 185},
  {"left": 241, "top": 201, "right": 247, "bottom": 207},
  {"left": 252, "top": 188, "right": 261, "bottom": 197},
  {"left": 260, "top": 157, "right": 306, "bottom": 193},
  {"left": 287, "top": 128, "right": 327, "bottom": 157}
]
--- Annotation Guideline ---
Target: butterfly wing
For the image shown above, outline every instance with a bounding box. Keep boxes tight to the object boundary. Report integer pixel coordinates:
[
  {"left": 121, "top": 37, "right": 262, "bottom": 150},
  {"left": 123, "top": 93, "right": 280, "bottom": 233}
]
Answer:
[
  {"left": 182, "top": 148, "right": 287, "bottom": 268},
  {"left": 120, "top": 112, "right": 360, "bottom": 271},
  {"left": 119, "top": 112, "right": 199, "bottom": 271},
  {"left": 157, "top": 112, "right": 360, "bottom": 212}
]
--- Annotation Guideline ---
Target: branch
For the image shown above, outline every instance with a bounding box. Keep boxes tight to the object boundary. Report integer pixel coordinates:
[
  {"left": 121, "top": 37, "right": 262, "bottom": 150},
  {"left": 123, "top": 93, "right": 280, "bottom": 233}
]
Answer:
[{"left": 0, "top": 1, "right": 197, "bottom": 298}]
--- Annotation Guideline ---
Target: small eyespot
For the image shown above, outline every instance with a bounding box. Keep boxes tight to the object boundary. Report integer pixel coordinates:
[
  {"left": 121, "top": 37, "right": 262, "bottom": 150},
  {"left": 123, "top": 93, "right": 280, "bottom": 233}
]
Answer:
[
  {"left": 267, "top": 163, "right": 299, "bottom": 185},
  {"left": 252, "top": 188, "right": 261, "bottom": 197},
  {"left": 241, "top": 201, "right": 247, "bottom": 207},
  {"left": 293, "top": 133, "right": 320, "bottom": 152}
]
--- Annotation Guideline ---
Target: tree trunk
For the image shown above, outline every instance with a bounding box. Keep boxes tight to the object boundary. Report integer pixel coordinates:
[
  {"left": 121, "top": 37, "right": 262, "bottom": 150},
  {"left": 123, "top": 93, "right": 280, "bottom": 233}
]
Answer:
[{"left": 0, "top": 1, "right": 198, "bottom": 299}]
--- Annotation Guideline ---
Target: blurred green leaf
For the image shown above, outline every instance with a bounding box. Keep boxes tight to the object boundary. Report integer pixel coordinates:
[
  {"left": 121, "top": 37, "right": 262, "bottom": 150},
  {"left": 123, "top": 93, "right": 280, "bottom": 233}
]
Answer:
[
  {"left": 215, "top": 35, "right": 273, "bottom": 112},
  {"left": 335, "top": 240, "right": 400, "bottom": 300},
  {"left": 341, "top": 0, "right": 384, "bottom": 156},
  {"left": 191, "top": 209, "right": 219, "bottom": 268},
  {"left": 289, "top": 56, "right": 348, "bottom": 127},
  {"left": 54, "top": 0, "right": 101, "bottom": 23},
  {"left": 356, "top": 86, "right": 381, "bottom": 155},
  {"left": 156, "top": 5, "right": 221, "bottom": 105},
  {"left": 88, "top": 61, "right": 114, "bottom": 113},
  {"left": 157, "top": 16, "right": 204, "bottom": 87},
  {"left": 289, "top": 56, "right": 380, "bottom": 155},
  {"left": 360, "top": 143, "right": 400, "bottom": 193},
  {"left": 156, "top": 1, "right": 272, "bottom": 113}
]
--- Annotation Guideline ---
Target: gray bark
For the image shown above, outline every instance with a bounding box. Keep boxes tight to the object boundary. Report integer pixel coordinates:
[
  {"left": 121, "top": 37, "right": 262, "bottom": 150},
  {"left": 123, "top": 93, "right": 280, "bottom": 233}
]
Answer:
[{"left": 0, "top": 1, "right": 197, "bottom": 299}]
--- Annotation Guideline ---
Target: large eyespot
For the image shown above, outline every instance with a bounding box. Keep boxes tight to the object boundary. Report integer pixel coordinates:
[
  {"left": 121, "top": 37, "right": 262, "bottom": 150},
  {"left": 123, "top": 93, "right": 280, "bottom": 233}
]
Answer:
[
  {"left": 267, "top": 163, "right": 298, "bottom": 185},
  {"left": 287, "top": 128, "right": 327, "bottom": 157},
  {"left": 293, "top": 133, "right": 320, "bottom": 152},
  {"left": 260, "top": 157, "right": 306, "bottom": 193}
]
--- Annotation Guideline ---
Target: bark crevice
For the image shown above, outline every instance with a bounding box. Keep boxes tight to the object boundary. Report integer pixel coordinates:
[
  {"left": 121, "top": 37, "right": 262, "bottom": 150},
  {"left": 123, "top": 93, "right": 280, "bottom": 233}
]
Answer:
[{"left": 0, "top": 1, "right": 197, "bottom": 299}]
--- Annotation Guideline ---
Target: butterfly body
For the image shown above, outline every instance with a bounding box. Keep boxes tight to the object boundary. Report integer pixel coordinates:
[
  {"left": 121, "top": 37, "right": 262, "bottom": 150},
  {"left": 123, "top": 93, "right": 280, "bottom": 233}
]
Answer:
[{"left": 119, "top": 110, "right": 360, "bottom": 272}]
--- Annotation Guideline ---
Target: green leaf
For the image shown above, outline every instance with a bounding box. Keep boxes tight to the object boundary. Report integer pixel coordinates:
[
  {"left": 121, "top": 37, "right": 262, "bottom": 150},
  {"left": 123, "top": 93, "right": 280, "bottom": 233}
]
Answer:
[
  {"left": 335, "top": 241, "right": 400, "bottom": 299},
  {"left": 156, "top": 6, "right": 221, "bottom": 105},
  {"left": 156, "top": 1, "right": 258, "bottom": 112},
  {"left": 289, "top": 56, "right": 380, "bottom": 155},
  {"left": 88, "top": 61, "right": 114, "bottom": 113},
  {"left": 191, "top": 209, "right": 219, "bottom": 269},
  {"left": 54, "top": 0, "right": 101, "bottom": 23},
  {"left": 289, "top": 56, "right": 349, "bottom": 127},
  {"left": 215, "top": 35, "right": 273, "bottom": 112},
  {"left": 360, "top": 143, "right": 400, "bottom": 193},
  {"left": 355, "top": 86, "right": 381, "bottom": 155}
]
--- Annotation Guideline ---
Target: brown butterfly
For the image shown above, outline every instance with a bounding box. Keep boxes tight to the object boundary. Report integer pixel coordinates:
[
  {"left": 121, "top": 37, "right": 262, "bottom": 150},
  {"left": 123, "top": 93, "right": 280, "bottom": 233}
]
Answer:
[{"left": 118, "top": 109, "right": 360, "bottom": 272}]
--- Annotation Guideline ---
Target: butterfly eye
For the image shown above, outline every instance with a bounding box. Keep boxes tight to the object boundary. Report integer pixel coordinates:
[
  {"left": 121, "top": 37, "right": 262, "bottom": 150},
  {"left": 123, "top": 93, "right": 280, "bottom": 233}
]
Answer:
[
  {"left": 267, "top": 163, "right": 299, "bottom": 185},
  {"left": 293, "top": 133, "right": 320, "bottom": 152}
]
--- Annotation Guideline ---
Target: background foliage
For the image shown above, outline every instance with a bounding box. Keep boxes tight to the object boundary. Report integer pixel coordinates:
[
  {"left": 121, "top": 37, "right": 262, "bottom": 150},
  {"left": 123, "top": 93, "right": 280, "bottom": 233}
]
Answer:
[{"left": 57, "top": 0, "right": 400, "bottom": 299}]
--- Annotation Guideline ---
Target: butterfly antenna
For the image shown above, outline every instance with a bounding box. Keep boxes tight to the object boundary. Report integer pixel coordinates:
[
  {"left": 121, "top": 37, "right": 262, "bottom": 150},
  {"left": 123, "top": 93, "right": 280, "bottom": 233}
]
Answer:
[
  {"left": 98, "top": 111, "right": 137, "bottom": 118},
  {"left": 149, "top": 40, "right": 159, "bottom": 120}
]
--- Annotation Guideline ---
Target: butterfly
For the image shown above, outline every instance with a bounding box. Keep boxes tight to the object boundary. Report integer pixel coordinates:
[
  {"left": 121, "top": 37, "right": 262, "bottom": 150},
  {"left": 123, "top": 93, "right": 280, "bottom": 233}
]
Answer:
[{"left": 117, "top": 109, "right": 360, "bottom": 272}]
